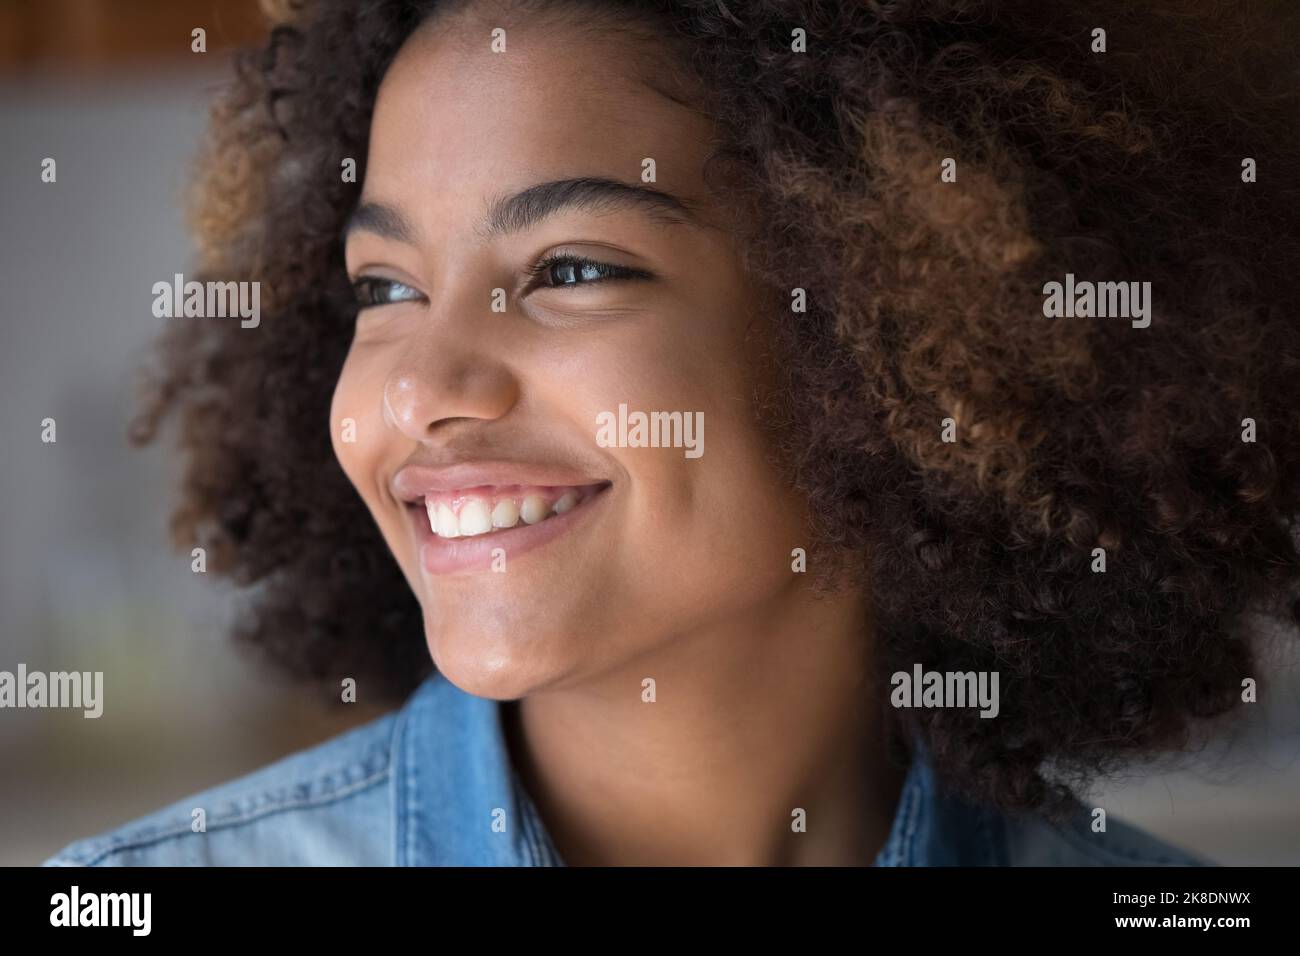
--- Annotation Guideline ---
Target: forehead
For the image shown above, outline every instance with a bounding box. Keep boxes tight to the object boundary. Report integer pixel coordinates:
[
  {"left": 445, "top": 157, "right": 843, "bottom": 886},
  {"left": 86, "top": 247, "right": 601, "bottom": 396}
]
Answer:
[{"left": 365, "top": 10, "right": 716, "bottom": 219}]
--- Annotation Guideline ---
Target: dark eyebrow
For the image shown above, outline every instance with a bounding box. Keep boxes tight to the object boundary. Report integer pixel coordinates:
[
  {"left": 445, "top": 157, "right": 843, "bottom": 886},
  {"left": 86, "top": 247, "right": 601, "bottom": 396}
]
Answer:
[
  {"left": 343, "top": 201, "right": 418, "bottom": 245},
  {"left": 343, "top": 176, "right": 705, "bottom": 249},
  {"left": 478, "top": 177, "right": 703, "bottom": 239}
]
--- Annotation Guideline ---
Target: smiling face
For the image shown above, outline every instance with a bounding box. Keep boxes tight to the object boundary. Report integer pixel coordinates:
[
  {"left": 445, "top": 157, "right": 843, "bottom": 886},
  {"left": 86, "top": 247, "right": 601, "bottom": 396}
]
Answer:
[{"left": 332, "top": 6, "right": 814, "bottom": 699}]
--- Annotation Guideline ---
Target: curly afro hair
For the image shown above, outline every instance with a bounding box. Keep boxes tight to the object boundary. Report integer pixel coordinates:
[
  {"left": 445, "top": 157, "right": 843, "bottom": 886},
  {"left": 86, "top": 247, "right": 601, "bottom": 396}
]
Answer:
[{"left": 131, "top": 0, "right": 1300, "bottom": 817}]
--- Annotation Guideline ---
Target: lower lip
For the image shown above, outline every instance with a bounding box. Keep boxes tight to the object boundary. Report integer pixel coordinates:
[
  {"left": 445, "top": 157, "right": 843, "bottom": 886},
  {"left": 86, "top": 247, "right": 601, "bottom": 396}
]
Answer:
[{"left": 411, "top": 485, "right": 611, "bottom": 576}]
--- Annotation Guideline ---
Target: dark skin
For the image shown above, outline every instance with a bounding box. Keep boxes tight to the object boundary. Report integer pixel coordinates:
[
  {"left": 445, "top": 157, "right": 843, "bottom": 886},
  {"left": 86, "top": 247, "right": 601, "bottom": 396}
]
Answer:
[{"left": 335, "top": 6, "right": 905, "bottom": 865}]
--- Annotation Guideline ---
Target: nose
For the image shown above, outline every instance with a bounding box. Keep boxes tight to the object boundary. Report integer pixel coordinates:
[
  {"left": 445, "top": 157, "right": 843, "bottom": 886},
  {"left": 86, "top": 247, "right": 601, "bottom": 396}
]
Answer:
[{"left": 382, "top": 342, "right": 519, "bottom": 442}]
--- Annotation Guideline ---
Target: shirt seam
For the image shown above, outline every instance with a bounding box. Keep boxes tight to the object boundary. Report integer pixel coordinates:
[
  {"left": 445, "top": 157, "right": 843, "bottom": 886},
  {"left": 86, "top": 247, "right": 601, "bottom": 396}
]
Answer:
[
  {"left": 56, "top": 766, "right": 391, "bottom": 867},
  {"left": 397, "top": 681, "right": 422, "bottom": 866},
  {"left": 887, "top": 766, "right": 923, "bottom": 866},
  {"left": 515, "top": 775, "right": 548, "bottom": 866}
]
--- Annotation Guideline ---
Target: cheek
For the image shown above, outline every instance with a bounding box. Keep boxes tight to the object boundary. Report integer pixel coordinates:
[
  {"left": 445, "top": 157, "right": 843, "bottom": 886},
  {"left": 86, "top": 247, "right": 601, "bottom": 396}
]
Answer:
[
  {"left": 329, "top": 346, "right": 392, "bottom": 506},
  {"left": 579, "top": 308, "right": 804, "bottom": 591}
]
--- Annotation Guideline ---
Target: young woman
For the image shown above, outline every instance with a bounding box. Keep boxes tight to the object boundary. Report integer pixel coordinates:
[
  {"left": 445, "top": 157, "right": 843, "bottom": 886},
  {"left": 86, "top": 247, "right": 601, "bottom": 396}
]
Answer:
[{"left": 45, "top": 0, "right": 1300, "bottom": 866}]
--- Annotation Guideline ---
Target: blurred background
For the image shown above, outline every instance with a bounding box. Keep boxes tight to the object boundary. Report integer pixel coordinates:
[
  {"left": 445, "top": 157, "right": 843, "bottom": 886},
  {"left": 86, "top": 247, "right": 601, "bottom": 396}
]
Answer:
[
  {"left": 0, "top": 0, "right": 387, "bottom": 867},
  {"left": 1, "top": 0, "right": 1297, "bottom": 866}
]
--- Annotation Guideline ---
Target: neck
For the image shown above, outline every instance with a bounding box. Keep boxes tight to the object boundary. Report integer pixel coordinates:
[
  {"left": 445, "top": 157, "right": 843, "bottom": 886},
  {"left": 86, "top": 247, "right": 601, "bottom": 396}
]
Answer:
[{"left": 503, "top": 583, "right": 905, "bottom": 866}]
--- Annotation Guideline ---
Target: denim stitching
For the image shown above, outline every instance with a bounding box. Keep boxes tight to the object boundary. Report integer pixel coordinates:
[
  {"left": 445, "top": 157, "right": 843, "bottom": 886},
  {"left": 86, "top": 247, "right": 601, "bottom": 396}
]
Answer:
[{"left": 65, "top": 767, "right": 390, "bottom": 867}]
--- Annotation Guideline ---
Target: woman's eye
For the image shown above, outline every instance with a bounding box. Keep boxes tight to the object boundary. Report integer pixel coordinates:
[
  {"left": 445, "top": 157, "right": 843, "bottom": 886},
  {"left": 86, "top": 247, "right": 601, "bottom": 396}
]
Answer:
[
  {"left": 352, "top": 277, "right": 423, "bottom": 308},
  {"left": 530, "top": 255, "right": 650, "bottom": 289}
]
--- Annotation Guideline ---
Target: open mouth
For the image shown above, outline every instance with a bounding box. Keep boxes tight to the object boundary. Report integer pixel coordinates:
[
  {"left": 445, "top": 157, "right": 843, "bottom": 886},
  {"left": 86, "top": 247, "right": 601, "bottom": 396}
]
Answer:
[
  {"left": 401, "top": 481, "right": 612, "bottom": 574},
  {"left": 415, "top": 484, "right": 605, "bottom": 538}
]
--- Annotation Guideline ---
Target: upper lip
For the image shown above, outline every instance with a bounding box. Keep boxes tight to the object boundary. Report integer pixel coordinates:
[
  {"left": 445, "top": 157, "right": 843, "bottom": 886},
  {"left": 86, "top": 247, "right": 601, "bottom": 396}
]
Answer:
[{"left": 390, "top": 459, "right": 610, "bottom": 504}]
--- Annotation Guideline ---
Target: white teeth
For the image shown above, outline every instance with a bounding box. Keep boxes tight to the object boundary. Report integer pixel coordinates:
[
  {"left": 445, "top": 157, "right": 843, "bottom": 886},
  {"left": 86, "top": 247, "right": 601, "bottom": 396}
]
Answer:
[
  {"left": 436, "top": 503, "right": 459, "bottom": 538},
  {"left": 491, "top": 499, "right": 521, "bottom": 529},
  {"left": 458, "top": 499, "right": 492, "bottom": 536},
  {"left": 425, "top": 490, "right": 585, "bottom": 537},
  {"left": 520, "top": 495, "right": 551, "bottom": 525}
]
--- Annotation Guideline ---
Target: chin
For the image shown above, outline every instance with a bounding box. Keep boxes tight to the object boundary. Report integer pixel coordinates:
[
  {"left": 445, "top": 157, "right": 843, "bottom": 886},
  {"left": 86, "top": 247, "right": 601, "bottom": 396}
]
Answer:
[{"left": 424, "top": 623, "right": 573, "bottom": 701}]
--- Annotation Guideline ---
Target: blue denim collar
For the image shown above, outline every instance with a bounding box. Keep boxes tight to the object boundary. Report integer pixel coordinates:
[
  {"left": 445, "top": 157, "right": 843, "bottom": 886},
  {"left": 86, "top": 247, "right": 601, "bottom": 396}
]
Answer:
[
  {"left": 393, "top": 670, "right": 972, "bottom": 866},
  {"left": 394, "top": 670, "right": 563, "bottom": 866},
  {"left": 870, "top": 742, "right": 1007, "bottom": 866}
]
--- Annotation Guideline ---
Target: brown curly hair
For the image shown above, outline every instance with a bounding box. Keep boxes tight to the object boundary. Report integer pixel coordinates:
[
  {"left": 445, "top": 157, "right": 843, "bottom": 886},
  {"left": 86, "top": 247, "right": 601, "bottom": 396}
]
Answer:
[{"left": 131, "top": 0, "right": 1300, "bottom": 816}]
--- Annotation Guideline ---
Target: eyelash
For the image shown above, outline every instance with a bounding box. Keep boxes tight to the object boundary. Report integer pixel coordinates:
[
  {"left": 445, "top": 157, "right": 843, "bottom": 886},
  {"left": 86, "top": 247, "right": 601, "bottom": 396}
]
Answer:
[
  {"left": 522, "top": 253, "right": 651, "bottom": 290},
  {"left": 351, "top": 254, "right": 650, "bottom": 309}
]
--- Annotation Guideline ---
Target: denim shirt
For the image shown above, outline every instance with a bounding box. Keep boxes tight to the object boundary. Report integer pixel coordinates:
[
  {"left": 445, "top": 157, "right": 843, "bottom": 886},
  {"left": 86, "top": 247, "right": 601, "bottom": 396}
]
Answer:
[{"left": 42, "top": 669, "right": 1207, "bottom": 867}]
